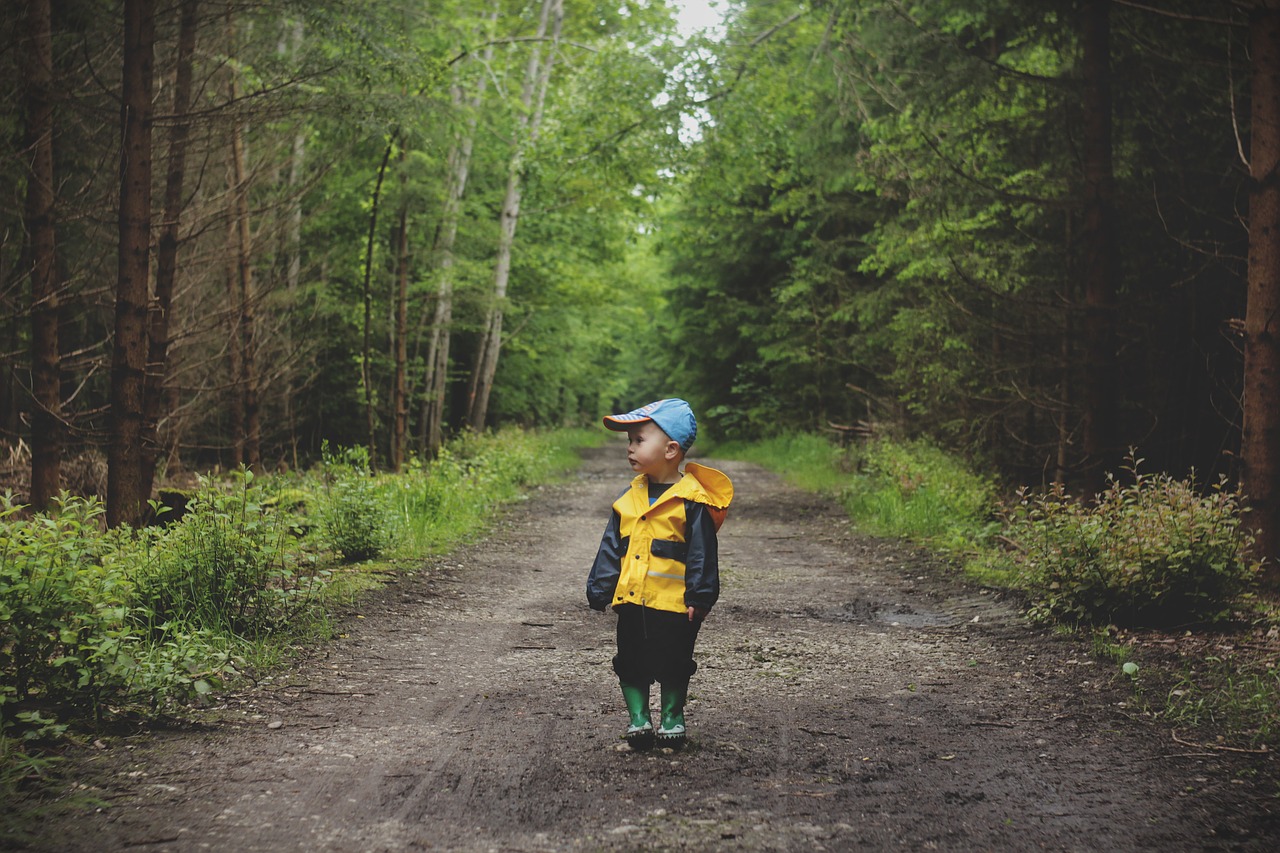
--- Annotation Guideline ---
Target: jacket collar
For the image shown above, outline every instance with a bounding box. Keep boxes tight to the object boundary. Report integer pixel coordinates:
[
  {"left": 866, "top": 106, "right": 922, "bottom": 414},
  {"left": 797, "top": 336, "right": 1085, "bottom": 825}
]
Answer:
[{"left": 628, "top": 462, "right": 733, "bottom": 511}]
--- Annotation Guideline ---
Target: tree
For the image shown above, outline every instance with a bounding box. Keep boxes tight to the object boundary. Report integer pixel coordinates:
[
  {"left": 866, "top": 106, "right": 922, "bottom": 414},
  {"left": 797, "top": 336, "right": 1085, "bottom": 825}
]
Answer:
[
  {"left": 466, "top": 0, "right": 564, "bottom": 431},
  {"left": 390, "top": 149, "right": 411, "bottom": 472},
  {"left": 107, "top": 0, "right": 156, "bottom": 527},
  {"left": 421, "top": 22, "right": 496, "bottom": 457},
  {"left": 1079, "top": 0, "right": 1119, "bottom": 496},
  {"left": 1244, "top": 0, "right": 1280, "bottom": 576},
  {"left": 141, "top": 0, "right": 199, "bottom": 502},
  {"left": 21, "top": 0, "right": 61, "bottom": 511}
]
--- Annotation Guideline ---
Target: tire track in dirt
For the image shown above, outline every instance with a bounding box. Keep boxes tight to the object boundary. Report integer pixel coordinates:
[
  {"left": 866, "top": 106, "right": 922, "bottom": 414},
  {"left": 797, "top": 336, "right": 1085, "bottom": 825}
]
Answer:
[{"left": 21, "top": 446, "right": 1279, "bottom": 851}]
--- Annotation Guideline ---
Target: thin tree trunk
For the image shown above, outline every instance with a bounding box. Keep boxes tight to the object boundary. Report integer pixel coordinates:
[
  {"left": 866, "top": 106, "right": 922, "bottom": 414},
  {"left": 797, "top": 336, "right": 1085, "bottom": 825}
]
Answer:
[
  {"left": 390, "top": 157, "right": 410, "bottom": 472},
  {"left": 282, "top": 18, "right": 305, "bottom": 470},
  {"left": 362, "top": 141, "right": 394, "bottom": 468},
  {"left": 23, "top": 0, "right": 61, "bottom": 510},
  {"left": 1244, "top": 4, "right": 1280, "bottom": 580},
  {"left": 1, "top": 250, "right": 16, "bottom": 443},
  {"left": 141, "top": 0, "right": 197, "bottom": 501},
  {"left": 226, "top": 9, "right": 260, "bottom": 472},
  {"left": 1056, "top": 211, "right": 1075, "bottom": 488},
  {"left": 224, "top": 246, "right": 244, "bottom": 468},
  {"left": 421, "top": 24, "right": 496, "bottom": 456},
  {"left": 466, "top": 0, "right": 563, "bottom": 431},
  {"left": 1079, "top": 0, "right": 1119, "bottom": 497},
  {"left": 107, "top": 0, "right": 155, "bottom": 527}
]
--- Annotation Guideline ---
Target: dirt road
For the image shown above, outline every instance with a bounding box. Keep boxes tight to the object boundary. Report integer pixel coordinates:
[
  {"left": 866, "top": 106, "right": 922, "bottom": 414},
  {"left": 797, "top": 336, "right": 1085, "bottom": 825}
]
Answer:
[{"left": 24, "top": 448, "right": 1279, "bottom": 850}]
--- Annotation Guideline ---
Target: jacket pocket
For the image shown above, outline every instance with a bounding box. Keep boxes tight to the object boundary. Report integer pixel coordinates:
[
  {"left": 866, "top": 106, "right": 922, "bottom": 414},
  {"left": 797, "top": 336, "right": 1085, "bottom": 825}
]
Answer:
[{"left": 649, "top": 539, "right": 688, "bottom": 563}]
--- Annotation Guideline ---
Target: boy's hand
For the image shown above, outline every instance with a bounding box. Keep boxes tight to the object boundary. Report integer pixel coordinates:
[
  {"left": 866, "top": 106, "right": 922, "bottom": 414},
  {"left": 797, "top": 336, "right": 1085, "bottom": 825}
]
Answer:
[{"left": 687, "top": 606, "right": 708, "bottom": 623}]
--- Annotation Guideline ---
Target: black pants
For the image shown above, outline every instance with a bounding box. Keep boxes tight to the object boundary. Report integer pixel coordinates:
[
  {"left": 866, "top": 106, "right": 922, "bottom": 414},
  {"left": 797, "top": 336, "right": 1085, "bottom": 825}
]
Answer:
[{"left": 612, "top": 604, "right": 701, "bottom": 688}]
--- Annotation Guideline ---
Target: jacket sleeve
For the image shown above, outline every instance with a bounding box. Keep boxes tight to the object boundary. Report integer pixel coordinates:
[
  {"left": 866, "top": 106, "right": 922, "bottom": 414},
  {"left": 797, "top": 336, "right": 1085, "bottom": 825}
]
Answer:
[
  {"left": 586, "top": 509, "right": 626, "bottom": 611},
  {"left": 682, "top": 500, "right": 720, "bottom": 611}
]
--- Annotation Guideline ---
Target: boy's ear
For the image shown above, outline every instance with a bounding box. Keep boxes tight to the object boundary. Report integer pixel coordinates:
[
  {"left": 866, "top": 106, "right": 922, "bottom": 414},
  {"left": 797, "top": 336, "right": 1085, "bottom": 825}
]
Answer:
[{"left": 665, "top": 440, "right": 680, "bottom": 460}]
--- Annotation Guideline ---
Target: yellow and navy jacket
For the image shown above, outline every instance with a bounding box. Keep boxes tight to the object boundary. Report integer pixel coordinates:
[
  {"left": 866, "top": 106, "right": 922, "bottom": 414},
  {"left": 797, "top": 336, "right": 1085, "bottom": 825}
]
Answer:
[{"left": 586, "top": 462, "right": 734, "bottom": 615}]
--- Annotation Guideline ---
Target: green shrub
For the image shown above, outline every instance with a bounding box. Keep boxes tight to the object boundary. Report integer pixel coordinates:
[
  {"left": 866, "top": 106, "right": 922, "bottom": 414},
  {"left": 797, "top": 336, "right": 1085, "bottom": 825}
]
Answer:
[
  {"left": 0, "top": 495, "right": 133, "bottom": 725},
  {"left": 0, "top": 492, "right": 260, "bottom": 735},
  {"left": 316, "top": 446, "right": 392, "bottom": 563},
  {"left": 132, "top": 470, "right": 319, "bottom": 637},
  {"left": 1008, "top": 462, "right": 1260, "bottom": 627},
  {"left": 389, "top": 427, "right": 589, "bottom": 556}
]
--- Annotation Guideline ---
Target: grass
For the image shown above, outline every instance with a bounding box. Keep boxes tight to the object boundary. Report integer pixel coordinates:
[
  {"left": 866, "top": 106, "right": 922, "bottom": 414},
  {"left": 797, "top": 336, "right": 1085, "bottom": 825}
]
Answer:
[
  {"left": 713, "top": 433, "right": 851, "bottom": 494},
  {"left": 714, "top": 432, "right": 999, "bottom": 562}
]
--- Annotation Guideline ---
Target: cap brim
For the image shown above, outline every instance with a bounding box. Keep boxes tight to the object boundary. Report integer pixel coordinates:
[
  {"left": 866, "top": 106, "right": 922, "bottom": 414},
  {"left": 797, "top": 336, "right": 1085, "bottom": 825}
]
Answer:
[{"left": 602, "top": 414, "right": 652, "bottom": 431}]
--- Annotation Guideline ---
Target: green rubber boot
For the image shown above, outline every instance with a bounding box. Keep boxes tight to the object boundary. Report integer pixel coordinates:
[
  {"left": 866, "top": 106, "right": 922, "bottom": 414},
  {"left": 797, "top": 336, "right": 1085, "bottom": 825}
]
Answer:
[
  {"left": 620, "top": 682, "right": 654, "bottom": 751},
  {"left": 657, "top": 682, "right": 688, "bottom": 748}
]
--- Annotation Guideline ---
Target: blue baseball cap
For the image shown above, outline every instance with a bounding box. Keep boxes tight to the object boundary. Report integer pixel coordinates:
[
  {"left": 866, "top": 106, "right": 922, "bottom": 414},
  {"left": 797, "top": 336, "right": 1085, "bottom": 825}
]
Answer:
[{"left": 603, "top": 398, "right": 698, "bottom": 451}]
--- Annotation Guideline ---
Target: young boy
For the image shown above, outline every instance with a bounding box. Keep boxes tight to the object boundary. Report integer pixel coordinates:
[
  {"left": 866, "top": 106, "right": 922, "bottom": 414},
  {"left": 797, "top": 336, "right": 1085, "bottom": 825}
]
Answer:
[{"left": 586, "top": 398, "right": 733, "bottom": 750}]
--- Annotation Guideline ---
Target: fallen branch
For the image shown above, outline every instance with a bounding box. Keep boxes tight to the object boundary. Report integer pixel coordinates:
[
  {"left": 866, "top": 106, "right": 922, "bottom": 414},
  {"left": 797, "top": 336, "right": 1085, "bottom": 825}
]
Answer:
[{"left": 1172, "top": 729, "right": 1270, "bottom": 755}]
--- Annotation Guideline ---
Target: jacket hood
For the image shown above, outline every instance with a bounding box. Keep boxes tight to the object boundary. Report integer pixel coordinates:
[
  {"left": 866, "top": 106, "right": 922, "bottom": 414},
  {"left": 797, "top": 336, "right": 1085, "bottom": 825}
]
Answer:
[{"left": 682, "top": 462, "right": 734, "bottom": 510}]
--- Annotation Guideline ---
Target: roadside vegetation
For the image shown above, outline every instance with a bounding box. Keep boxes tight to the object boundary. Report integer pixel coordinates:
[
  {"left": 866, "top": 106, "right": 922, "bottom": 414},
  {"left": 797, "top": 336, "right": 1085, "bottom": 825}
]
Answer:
[
  {"left": 0, "top": 427, "right": 599, "bottom": 806},
  {"left": 715, "top": 433, "right": 1279, "bottom": 752}
]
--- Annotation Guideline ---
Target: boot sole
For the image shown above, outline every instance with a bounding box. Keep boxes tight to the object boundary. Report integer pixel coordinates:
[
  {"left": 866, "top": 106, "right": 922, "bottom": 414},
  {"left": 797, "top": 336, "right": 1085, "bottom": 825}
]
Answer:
[{"left": 626, "top": 730, "right": 655, "bottom": 751}]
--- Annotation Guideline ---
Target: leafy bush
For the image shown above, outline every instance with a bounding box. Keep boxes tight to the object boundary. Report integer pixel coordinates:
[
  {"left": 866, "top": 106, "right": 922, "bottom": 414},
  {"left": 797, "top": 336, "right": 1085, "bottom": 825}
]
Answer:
[
  {"left": 0, "top": 495, "right": 132, "bottom": 725},
  {"left": 0, "top": 427, "right": 593, "bottom": 751},
  {"left": 0, "top": 493, "right": 242, "bottom": 731},
  {"left": 131, "top": 469, "right": 320, "bottom": 637},
  {"left": 1008, "top": 463, "right": 1260, "bottom": 627},
  {"left": 316, "top": 445, "right": 392, "bottom": 563}
]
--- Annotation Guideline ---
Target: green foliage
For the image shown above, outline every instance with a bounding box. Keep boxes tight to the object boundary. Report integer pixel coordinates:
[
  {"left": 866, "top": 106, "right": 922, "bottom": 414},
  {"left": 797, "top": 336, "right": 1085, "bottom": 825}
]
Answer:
[
  {"left": 0, "top": 427, "right": 595, "bottom": 759},
  {"left": 655, "top": 0, "right": 1249, "bottom": 486},
  {"left": 1008, "top": 462, "right": 1260, "bottom": 628},
  {"left": 1157, "top": 658, "right": 1280, "bottom": 749},
  {"left": 316, "top": 445, "right": 392, "bottom": 563},
  {"left": 0, "top": 495, "right": 130, "bottom": 725},
  {"left": 716, "top": 433, "right": 998, "bottom": 558},
  {"left": 133, "top": 470, "right": 322, "bottom": 637},
  {"left": 387, "top": 427, "right": 595, "bottom": 557},
  {"left": 713, "top": 433, "right": 851, "bottom": 495},
  {"left": 842, "top": 439, "right": 999, "bottom": 554},
  {"left": 0, "top": 493, "right": 246, "bottom": 731}
]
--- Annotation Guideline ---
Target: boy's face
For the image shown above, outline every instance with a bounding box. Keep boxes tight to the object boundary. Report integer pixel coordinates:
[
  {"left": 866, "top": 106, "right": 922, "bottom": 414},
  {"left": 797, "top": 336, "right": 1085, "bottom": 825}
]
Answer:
[{"left": 625, "top": 421, "right": 680, "bottom": 479}]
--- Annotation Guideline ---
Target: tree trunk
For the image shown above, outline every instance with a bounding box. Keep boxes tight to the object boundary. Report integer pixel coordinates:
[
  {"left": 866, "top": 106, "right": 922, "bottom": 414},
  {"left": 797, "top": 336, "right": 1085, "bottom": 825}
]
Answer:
[
  {"left": 282, "top": 18, "right": 305, "bottom": 470},
  {"left": 107, "top": 0, "right": 155, "bottom": 527},
  {"left": 362, "top": 141, "right": 394, "bottom": 469},
  {"left": 1244, "top": 4, "right": 1280, "bottom": 580},
  {"left": 141, "top": 0, "right": 197, "bottom": 501},
  {"left": 421, "top": 26, "right": 496, "bottom": 456},
  {"left": 22, "top": 0, "right": 61, "bottom": 511},
  {"left": 466, "top": 0, "right": 562, "bottom": 431},
  {"left": 390, "top": 161, "right": 410, "bottom": 472},
  {"left": 1079, "top": 0, "right": 1119, "bottom": 497},
  {"left": 224, "top": 252, "right": 245, "bottom": 468},
  {"left": 226, "top": 9, "right": 260, "bottom": 472},
  {"left": 1, "top": 255, "right": 17, "bottom": 443}
]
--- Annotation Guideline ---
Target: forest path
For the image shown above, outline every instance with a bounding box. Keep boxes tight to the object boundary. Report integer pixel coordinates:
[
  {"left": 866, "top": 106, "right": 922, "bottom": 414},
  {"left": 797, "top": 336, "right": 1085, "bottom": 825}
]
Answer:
[{"left": 28, "top": 446, "right": 1278, "bottom": 851}]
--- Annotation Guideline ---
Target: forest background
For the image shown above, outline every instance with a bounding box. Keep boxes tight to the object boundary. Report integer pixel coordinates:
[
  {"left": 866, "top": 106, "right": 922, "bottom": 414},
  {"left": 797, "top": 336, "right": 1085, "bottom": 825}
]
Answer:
[
  {"left": 3, "top": 0, "right": 1280, "bottom": 571},
  {"left": 6, "top": 0, "right": 1280, "bottom": 803}
]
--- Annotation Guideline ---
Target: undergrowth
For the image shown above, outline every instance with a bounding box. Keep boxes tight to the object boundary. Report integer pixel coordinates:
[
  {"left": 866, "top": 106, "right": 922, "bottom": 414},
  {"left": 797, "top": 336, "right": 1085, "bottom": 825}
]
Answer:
[
  {"left": 0, "top": 426, "right": 595, "bottom": 803},
  {"left": 715, "top": 432, "right": 1276, "bottom": 748}
]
